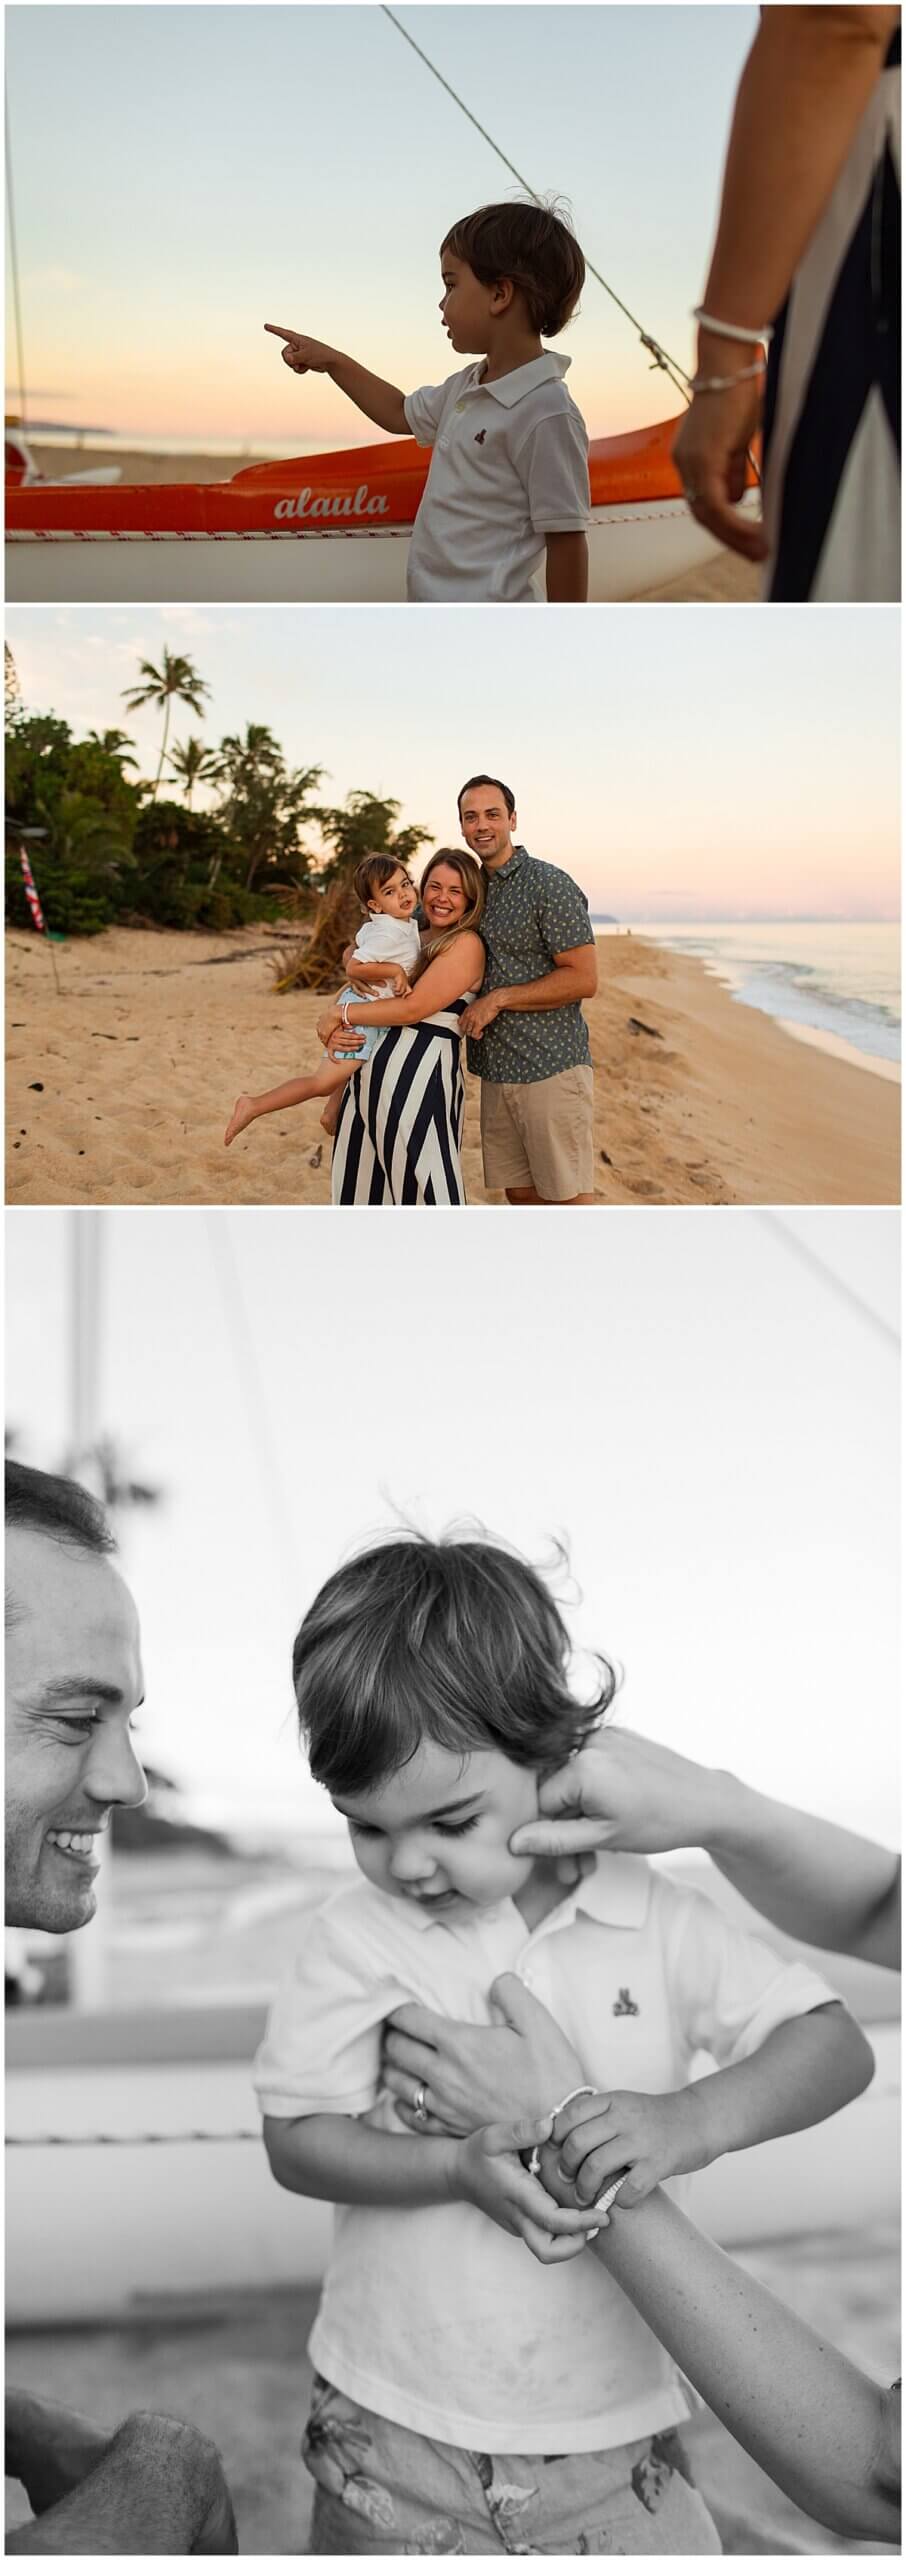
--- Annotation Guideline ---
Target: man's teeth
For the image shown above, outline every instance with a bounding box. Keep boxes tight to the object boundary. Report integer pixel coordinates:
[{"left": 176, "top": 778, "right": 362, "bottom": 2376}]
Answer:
[{"left": 48, "top": 1830, "right": 95, "bottom": 1855}]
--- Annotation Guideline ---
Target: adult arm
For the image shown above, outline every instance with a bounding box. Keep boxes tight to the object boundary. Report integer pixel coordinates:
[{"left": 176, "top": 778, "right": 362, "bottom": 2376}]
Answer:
[
  {"left": 674, "top": 8, "right": 900, "bottom": 555},
  {"left": 557, "top": 2182, "right": 900, "bottom": 2543},
  {"left": 509, "top": 1728, "right": 902, "bottom": 1969},
  {"left": 545, "top": 531, "right": 589, "bottom": 603},
  {"left": 316, "top": 930, "right": 484, "bottom": 1042},
  {"left": 461, "top": 940, "right": 598, "bottom": 1042},
  {"left": 264, "top": 330, "right": 409, "bottom": 435},
  {"left": 261, "top": 2109, "right": 599, "bottom": 2260},
  {"left": 5, "top": 2391, "right": 110, "bottom": 2514},
  {"left": 5, "top": 2408, "right": 237, "bottom": 2555}
]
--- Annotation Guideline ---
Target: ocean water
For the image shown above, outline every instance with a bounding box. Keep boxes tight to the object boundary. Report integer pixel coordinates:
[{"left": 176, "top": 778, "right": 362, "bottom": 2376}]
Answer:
[{"left": 600, "top": 921, "right": 901, "bottom": 1071}]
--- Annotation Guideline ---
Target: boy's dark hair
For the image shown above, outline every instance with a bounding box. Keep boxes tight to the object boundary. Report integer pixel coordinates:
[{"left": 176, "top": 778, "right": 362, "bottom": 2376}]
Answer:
[
  {"left": 441, "top": 201, "right": 585, "bottom": 338},
  {"left": 457, "top": 773, "right": 515, "bottom": 820},
  {"left": 353, "top": 853, "right": 409, "bottom": 911},
  {"left": 292, "top": 1531, "right": 615, "bottom": 1797},
  {"left": 5, "top": 1459, "right": 115, "bottom": 1554}
]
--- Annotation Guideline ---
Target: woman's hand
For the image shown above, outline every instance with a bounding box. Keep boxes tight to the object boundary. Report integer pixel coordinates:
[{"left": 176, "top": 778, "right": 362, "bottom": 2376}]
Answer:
[
  {"left": 543, "top": 2084, "right": 704, "bottom": 2210},
  {"left": 264, "top": 325, "right": 340, "bottom": 374},
  {"left": 509, "top": 1728, "right": 729, "bottom": 1864},
  {"left": 382, "top": 1974, "right": 586, "bottom": 2135},
  {"left": 449, "top": 2115, "right": 603, "bottom": 2262},
  {"left": 672, "top": 368, "right": 768, "bottom": 563}
]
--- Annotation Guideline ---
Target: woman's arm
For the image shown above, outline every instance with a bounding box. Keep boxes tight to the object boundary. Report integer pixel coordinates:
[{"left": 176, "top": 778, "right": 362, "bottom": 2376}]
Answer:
[
  {"left": 318, "top": 931, "right": 484, "bottom": 1037},
  {"left": 698, "top": 9, "right": 900, "bottom": 336},
  {"left": 673, "top": 7, "right": 899, "bottom": 553},
  {"left": 509, "top": 1731, "right": 902, "bottom": 1970},
  {"left": 581, "top": 2187, "right": 899, "bottom": 2543}
]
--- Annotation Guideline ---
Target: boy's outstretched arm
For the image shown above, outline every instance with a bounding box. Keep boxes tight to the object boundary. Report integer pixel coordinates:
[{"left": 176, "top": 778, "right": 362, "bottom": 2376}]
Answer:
[
  {"left": 545, "top": 531, "right": 588, "bottom": 602},
  {"left": 550, "top": 2002, "right": 874, "bottom": 2207},
  {"left": 262, "top": 2110, "right": 600, "bottom": 2262},
  {"left": 264, "top": 328, "right": 409, "bottom": 436}
]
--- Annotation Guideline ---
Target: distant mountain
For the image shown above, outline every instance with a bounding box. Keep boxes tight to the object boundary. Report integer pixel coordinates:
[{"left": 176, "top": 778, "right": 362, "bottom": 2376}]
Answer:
[{"left": 591, "top": 913, "right": 620, "bottom": 924}]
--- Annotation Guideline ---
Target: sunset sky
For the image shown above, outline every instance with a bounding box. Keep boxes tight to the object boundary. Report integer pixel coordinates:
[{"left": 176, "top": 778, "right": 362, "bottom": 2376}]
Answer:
[
  {"left": 6, "top": 4, "right": 757, "bottom": 447},
  {"left": 7, "top": 602, "right": 900, "bottom": 920}
]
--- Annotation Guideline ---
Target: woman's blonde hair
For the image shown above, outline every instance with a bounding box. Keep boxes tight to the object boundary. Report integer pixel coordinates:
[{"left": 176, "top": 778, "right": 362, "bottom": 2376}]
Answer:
[{"left": 416, "top": 849, "right": 486, "bottom": 972}]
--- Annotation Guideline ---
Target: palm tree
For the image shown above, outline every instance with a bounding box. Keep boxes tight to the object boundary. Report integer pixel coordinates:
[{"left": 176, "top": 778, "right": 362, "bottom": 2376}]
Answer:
[
  {"left": 85, "top": 727, "right": 140, "bottom": 774},
  {"left": 167, "top": 735, "right": 220, "bottom": 808},
  {"left": 213, "top": 725, "right": 323, "bottom": 891},
  {"left": 122, "top": 650, "right": 210, "bottom": 802}
]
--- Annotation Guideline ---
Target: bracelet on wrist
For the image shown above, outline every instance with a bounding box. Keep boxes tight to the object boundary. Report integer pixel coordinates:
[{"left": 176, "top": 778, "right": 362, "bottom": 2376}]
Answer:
[
  {"left": 689, "top": 362, "right": 766, "bottom": 395},
  {"left": 693, "top": 306, "right": 773, "bottom": 346}
]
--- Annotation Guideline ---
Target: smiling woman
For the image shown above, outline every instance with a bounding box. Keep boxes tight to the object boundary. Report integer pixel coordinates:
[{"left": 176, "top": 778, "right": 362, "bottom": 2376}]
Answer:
[{"left": 4, "top": 1462, "right": 147, "bottom": 1936}]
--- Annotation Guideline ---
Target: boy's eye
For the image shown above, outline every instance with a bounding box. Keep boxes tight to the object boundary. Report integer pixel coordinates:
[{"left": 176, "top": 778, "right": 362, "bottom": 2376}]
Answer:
[
  {"left": 432, "top": 1816, "right": 479, "bottom": 1837},
  {"left": 348, "top": 1820, "right": 378, "bottom": 1838}
]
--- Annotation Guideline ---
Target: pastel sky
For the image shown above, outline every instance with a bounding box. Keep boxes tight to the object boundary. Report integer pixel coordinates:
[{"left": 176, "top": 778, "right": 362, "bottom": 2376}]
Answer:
[
  {"left": 5, "top": 1208, "right": 899, "bottom": 1846},
  {"left": 7, "top": 602, "right": 900, "bottom": 919},
  {"left": 6, "top": 4, "right": 757, "bottom": 446}
]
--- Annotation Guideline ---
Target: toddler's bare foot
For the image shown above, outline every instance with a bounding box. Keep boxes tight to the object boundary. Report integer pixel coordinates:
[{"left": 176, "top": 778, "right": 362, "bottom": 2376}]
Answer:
[
  {"left": 320, "top": 1098, "right": 340, "bottom": 1136},
  {"left": 225, "top": 1095, "right": 257, "bottom": 1147}
]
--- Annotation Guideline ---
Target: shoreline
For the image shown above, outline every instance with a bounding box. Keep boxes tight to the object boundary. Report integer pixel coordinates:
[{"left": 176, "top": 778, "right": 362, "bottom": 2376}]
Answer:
[
  {"left": 6, "top": 925, "right": 899, "bottom": 1208},
  {"left": 597, "top": 934, "right": 900, "bottom": 1088}
]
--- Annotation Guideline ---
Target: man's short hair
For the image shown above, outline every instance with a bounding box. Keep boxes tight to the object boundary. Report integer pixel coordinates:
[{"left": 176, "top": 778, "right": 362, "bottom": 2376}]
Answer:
[
  {"left": 5, "top": 1460, "right": 116, "bottom": 1555},
  {"left": 457, "top": 773, "right": 516, "bottom": 820}
]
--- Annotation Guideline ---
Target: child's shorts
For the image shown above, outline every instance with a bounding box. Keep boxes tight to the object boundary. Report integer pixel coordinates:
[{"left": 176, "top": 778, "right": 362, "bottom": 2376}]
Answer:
[
  {"left": 332, "top": 988, "right": 384, "bottom": 1066},
  {"left": 303, "top": 2372, "right": 722, "bottom": 2555}
]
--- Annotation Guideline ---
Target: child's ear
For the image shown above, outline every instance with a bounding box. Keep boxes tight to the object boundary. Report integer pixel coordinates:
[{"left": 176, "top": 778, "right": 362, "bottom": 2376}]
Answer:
[{"left": 491, "top": 278, "right": 516, "bottom": 316}]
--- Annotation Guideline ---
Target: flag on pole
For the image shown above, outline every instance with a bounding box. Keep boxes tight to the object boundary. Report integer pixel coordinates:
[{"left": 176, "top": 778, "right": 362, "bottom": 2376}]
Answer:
[{"left": 19, "top": 845, "right": 47, "bottom": 933}]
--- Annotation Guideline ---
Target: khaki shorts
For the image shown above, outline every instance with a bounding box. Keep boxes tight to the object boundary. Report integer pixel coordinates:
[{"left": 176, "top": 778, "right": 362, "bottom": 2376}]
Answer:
[{"left": 480, "top": 1065, "right": 595, "bottom": 1201}]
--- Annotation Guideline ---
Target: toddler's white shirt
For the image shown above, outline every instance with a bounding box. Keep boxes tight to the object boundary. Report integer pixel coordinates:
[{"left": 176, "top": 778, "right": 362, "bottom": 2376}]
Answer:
[
  {"left": 352, "top": 913, "right": 422, "bottom": 973},
  {"left": 403, "top": 353, "right": 590, "bottom": 603},
  {"left": 255, "top": 1854, "right": 835, "bottom": 2455}
]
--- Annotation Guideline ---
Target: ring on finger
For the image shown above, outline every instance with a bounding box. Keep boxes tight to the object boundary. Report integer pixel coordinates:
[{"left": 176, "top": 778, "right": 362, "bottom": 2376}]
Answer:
[{"left": 413, "top": 2081, "right": 429, "bottom": 2125}]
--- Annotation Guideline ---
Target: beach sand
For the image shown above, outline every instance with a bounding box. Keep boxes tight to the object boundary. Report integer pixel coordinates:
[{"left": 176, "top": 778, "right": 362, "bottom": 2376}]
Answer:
[
  {"left": 6, "top": 925, "right": 899, "bottom": 1207},
  {"left": 27, "top": 443, "right": 758, "bottom": 602}
]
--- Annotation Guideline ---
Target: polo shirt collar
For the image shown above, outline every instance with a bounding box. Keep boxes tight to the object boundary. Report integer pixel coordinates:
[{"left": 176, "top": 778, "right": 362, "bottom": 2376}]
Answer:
[
  {"left": 467, "top": 352, "right": 571, "bottom": 409},
  {"left": 488, "top": 843, "right": 529, "bottom": 882}
]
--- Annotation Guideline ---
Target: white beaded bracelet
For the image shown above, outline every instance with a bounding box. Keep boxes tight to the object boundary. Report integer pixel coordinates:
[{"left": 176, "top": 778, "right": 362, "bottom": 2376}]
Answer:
[
  {"left": 694, "top": 306, "right": 773, "bottom": 345},
  {"left": 526, "top": 2084, "right": 597, "bottom": 2179},
  {"left": 689, "top": 361, "right": 766, "bottom": 394}
]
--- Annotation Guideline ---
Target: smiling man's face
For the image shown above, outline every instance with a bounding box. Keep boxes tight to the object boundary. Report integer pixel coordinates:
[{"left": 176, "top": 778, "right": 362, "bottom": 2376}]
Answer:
[
  {"left": 458, "top": 786, "right": 516, "bottom": 872},
  {"left": 5, "top": 1528, "right": 148, "bottom": 1932}
]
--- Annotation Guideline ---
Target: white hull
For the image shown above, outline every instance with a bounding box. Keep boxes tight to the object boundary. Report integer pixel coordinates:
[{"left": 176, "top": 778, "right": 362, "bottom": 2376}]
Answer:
[
  {"left": 6, "top": 2023, "right": 898, "bottom": 2323},
  {"left": 6, "top": 500, "right": 733, "bottom": 606}
]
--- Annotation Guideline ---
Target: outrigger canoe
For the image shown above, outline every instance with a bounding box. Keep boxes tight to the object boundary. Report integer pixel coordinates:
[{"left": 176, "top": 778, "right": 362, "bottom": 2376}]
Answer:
[{"left": 5, "top": 415, "right": 758, "bottom": 603}]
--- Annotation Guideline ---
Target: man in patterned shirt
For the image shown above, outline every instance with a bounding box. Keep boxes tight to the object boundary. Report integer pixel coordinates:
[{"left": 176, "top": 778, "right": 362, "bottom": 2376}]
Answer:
[{"left": 457, "top": 773, "right": 598, "bottom": 1204}]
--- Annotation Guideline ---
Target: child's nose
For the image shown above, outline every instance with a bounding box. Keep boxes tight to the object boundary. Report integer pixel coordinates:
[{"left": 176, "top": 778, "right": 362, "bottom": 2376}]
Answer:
[{"left": 390, "top": 1836, "right": 435, "bottom": 1882}]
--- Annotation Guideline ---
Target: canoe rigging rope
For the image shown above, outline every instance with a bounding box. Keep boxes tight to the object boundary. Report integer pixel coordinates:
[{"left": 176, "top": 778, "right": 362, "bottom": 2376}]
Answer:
[
  {"left": 381, "top": 5, "right": 693, "bottom": 404},
  {"left": 5, "top": 92, "right": 29, "bottom": 429}
]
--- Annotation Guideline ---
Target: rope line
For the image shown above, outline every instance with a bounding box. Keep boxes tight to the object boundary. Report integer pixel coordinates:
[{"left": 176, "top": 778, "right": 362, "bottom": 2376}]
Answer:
[
  {"left": 5, "top": 91, "right": 29, "bottom": 429},
  {"left": 6, "top": 2130, "right": 260, "bottom": 2148},
  {"left": 381, "top": 5, "right": 692, "bottom": 403}
]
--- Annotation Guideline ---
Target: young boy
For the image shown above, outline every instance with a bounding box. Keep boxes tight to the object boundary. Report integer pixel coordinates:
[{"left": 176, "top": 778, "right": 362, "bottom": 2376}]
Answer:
[
  {"left": 224, "top": 856, "right": 420, "bottom": 1148},
  {"left": 255, "top": 1533, "right": 874, "bottom": 2556},
  {"left": 266, "top": 200, "right": 591, "bottom": 604}
]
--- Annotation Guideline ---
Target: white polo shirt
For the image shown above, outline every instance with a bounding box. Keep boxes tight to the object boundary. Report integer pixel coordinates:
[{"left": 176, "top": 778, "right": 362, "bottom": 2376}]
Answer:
[
  {"left": 402, "top": 353, "right": 590, "bottom": 603},
  {"left": 255, "top": 1854, "right": 833, "bottom": 2455}
]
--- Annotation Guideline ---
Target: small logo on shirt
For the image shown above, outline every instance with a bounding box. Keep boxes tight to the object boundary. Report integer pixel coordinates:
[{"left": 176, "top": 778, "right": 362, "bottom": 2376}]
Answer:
[
  {"left": 612, "top": 1987, "right": 639, "bottom": 2016},
  {"left": 474, "top": 429, "right": 487, "bottom": 445}
]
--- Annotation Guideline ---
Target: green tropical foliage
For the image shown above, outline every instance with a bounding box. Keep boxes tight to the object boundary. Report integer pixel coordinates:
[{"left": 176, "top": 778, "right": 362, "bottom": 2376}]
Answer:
[{"left": 5, "top": 645, "right": 434, "bottom": 940}]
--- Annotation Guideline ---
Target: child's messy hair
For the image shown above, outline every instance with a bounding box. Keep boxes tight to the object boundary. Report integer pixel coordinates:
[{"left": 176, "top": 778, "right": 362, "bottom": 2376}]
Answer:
[
  {"left": 292, "top": 1528, "right": 616, "bottom": 1798},
  {"left": 353, "top": 853, "right": 409, "bottom": 911},
  {"left": 441, "top": 200, "right": 585, "bottom": 338}
]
